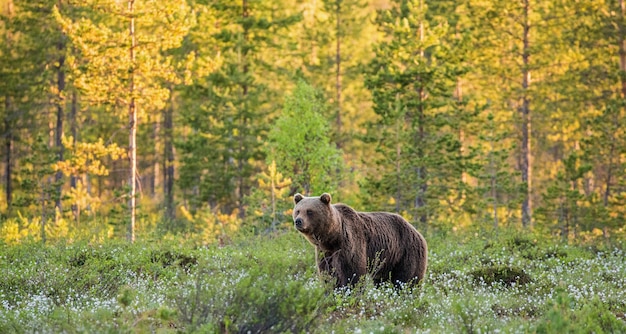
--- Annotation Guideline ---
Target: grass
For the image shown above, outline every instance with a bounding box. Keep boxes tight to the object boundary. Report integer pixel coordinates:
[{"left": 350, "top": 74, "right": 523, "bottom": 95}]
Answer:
[{"left": 0, "top": 229, "right": 625, "bottom": 333}]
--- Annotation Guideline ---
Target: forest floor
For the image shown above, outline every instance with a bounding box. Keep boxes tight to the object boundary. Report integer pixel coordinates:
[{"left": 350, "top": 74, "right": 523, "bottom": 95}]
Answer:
[{"left": 1, "top": 228, "right": 625, "bottom": 333}]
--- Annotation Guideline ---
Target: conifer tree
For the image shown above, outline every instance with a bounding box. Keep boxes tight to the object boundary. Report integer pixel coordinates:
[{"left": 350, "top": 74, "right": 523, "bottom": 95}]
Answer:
[
  {"left": 535, "top": 0, "right": 626, "bottom": 235},
  {"left": 1, "top": 0, "right": 74, "bottom": 215},
  {"left": 363, "top": 0, "right": 466, "bottom": 229},
  {"left": 291, "top": 0, "right": 375, "bottom": 198},
  {"left": 468, "top": 112, "right": 523, "bottom": 229},
  {"left": 178, "top": 0, "right": 298, "bottom": 215},
  {"left": 13, "top": 135, "right": 62, "bottom": 244}
]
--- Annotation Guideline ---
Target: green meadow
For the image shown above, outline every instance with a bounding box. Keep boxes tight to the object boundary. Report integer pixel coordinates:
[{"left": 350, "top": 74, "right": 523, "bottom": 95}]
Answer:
[{"left": 1, "top": 229, "right": 624, "bottom": 333}]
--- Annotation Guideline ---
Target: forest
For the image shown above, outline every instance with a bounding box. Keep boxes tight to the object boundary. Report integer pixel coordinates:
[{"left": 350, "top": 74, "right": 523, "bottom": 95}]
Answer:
[
  {"left": 0, "top": 0, "right": 625, "bottom": 242},
  {"left": 1, "top": 0, "right": 626, "bottom": 332}
]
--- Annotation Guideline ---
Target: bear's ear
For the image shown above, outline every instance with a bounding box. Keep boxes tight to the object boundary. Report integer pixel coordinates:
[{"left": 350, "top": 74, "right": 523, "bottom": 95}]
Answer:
[
  {"left": 320, "top": 193, "right": 332, "bottom": 205},
  {"left": 294, "top": 193, "right": 304, "bottom": 204}
]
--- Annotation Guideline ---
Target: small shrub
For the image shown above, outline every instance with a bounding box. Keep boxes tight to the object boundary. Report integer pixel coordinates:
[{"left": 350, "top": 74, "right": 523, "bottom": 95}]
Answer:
[
  {"left": 150, "top": 250, "right": 197, "bottom": 271},
  {"left": 542, "top": 247, "right": 568, "bottom": 260},
  {"left": 469, "top": 265, "right": 532, "bottom": 287},
  {"left": 534, "top": 293, "right": 626, "bottom": 334},
  {"left": 507, "top": 234, "right": 536, "bottom": 251}
]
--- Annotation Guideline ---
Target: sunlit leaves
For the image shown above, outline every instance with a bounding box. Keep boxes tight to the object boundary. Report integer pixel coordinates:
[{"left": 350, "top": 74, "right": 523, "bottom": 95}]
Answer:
[{"left": 267, "top": 81, "right": 342, "bottom": 195}]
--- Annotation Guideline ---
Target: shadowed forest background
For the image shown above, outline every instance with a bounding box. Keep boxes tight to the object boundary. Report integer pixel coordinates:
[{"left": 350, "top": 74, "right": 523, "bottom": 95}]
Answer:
[{"left": 1, "top": 0, "right": 625, "bottom": 243}]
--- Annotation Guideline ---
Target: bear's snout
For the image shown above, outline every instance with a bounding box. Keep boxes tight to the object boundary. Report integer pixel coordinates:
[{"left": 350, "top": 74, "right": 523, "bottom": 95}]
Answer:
[{"left": 294, "top": 217, "right": 304, "bottom": 230}]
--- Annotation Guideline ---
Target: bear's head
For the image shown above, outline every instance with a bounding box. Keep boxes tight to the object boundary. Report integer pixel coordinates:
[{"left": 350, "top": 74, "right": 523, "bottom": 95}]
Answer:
[{"left": 292, "top": 193, "right": 337, "bottom": 246}]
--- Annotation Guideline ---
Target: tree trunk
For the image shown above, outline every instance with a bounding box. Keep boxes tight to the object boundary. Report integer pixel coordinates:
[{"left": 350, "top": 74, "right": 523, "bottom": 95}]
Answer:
[
  {"left": 489, "top": 125, "right": 498, "bottom": 230},
  {"left": 335, "top": 0, "right": 342, "bottom": 149},
  {"left": 237, "top": 0, "right": 249, "bottom": 218},
  {"left": 618, "top": 0, "right": 626, "bottom": 98},
  {"left": 415, "top": 85, "right": 428, "bottom": 229},
  {"left": 414, "top": 0, "right": 428, "bottom": 230},
  {"left": 55, "top": 24, "right": 66, "bottom": 211},
  {"left": 128, "top": 0, "right": 137, "bottom": 242},
  {"left": 70, "top": 90, "right": 78, "bottom": 220},
  {"left": 395, "top": 103, "right": 402, "bottom": 214},
  {"left": 3, "top": 101, "right": 12, "bottom": 211},
  {"left": 456, "top": 78, "right": 467, "bottom": 195},
  {"left": 152, "top": 114, "right": 160, "bottom": 197},
  {"left": 603, "top": 140, "right": 615, "bottom": 207},
  {"left": 520, "top": 0, "right": 532, "bottom": 228},
  {"left": 163, "top": 88, "right": 175, "bottom": 220},
  {"left": 4, "top": 0, "right": 14, "bottom": 211},
  {"left": 607, "top": 0, "right": 626, "bottom": 206}
]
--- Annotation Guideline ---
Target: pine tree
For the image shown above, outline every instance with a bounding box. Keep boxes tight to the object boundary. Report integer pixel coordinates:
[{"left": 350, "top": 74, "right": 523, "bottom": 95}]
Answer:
[
  {"left": 177, "top": 0, "right": 298, "bottom": 216},
  {"left": 0, "top": 0, "right": 17, "bottom": 211},
  {"left": 363, "top": 0, "right": 466, "bottom": 229},
  {"left": 12, "top": 135, "right": 62, "bottom": 244},
  {"left": 1, "top": 0, "right": 73, "bottom": 215},
  {"left": 535, "top": 0, "right": 626, "bottom": 236},
  {"left": 290, "top": 0, "right": 375, "bottom": 200},
  {"left": 469, "top": 112, "right": 523, "bottom": 230},
  {"left": 535, "top": 152, "right": 591, "bottom": 239}
]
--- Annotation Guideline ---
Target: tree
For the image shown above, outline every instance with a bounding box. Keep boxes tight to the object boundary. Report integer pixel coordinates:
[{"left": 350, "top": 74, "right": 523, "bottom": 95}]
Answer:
[
  {"left": 291, "top": 0, "right": 376, "bottom": 200},
  {"left": 55, "top": 136, "right": 125, "bottom": 224},
  {"left": 177, "top": 0, "right": 298, "bottom": 215},
  {"left": 244, "top": 160, "right": 292, "bottom": 232},
  {"left": 12, "top": 135, "right": 62, "bottom": 244},
  {"left": 535, "top": 0, "right": 626, "bottom": 236},
  {"left": 468, "top": 112, "right": 523, "bottom": 230},
  {"left": 363, "top": 0, "right": 467, "bottom": 229},
  {"left": 54, "top": 0, "right": 192, "bottom": 241},
  {"left": 536, "top": 152, "right": 591, "bottom": 239},
  {"left": 1, "top": 0, "right": 67, "bottom": 214},
  {"left": 267, "top": 81, "right": 342, "bottom": 196},
  {"left": 0, "top": 0, "right": 16, "bottom": 211}
]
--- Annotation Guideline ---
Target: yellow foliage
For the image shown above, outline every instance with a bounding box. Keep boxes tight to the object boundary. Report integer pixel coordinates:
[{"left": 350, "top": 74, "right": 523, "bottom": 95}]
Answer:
[
  {"left": 0, "top": 220, "right": 21, "bottom": 245},
  {"left": 179, "top": 205, "right": 242, "bottom": 245},
  {"left": 45, "top": 209, "right": 71, "bottom": 242},
  {"left": 67, "top": 181, "right": 102, "bottom": 215},
  {"left": 0, "top": 212, "right": 41, "bottom": 245},
  {"left": 250, "top": 160, "right": 292, "bottom": 225},
  {"left": 55, "top": 136, "right": 125, "bottom": 177}
]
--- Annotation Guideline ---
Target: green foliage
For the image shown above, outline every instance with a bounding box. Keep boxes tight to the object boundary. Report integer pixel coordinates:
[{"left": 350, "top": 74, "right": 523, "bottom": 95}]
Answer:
[
  {"left": 177, "top": 0, "right": 300, "bottom": 214},
  {"left": 1, "top": 228, "right": 625, "bottom": 332},
  {"left": 13, "top": 135, "right": 62, "bottom": 211},
  {"left": 535, "top": 292, "right": 626, "bottom": 334},
  {"left": 363, "top": 0, "right": 469, "bottom": 227},
  {"left": 469, "top": 265, "right": 532, "bottom": 287},
  {"left": 467, "top": 112, "right": 523, "bottom": 229},
  {"left": 268, "top": 81, "right": 343, "bottom": 195},
  {"left": 3, "top": 0, "right": 626, "bottom": 240},
  {"left": 536, "top": 152, "right": 596, "bottom": 239}
]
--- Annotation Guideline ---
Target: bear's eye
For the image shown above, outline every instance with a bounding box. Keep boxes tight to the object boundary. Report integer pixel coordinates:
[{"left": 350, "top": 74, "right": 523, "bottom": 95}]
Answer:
[
  {"left": 306, "top": 209, "right": 313, "bottom": 216},
  {"left": 295, "top": 210, "right": 300, "bottom": 215}
]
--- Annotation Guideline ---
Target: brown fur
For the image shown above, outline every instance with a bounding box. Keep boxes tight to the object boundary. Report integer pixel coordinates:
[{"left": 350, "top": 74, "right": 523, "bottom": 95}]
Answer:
[{"left": 293, "top": 193, "right": 428, "bottom": 288}]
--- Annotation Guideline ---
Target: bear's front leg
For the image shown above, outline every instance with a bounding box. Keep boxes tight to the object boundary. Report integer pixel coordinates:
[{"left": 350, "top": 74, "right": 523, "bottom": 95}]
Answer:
[
  {"left": 317, "top": 251, "right": 334, "bottom": 274},
  {"left": 333, "top": 249, "right": 367, "bottom": 288}
]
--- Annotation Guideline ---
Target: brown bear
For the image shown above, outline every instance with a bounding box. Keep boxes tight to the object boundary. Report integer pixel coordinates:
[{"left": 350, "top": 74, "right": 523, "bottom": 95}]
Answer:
[{"left": 293, "top": 193, "right": 428, "bottom": 288}]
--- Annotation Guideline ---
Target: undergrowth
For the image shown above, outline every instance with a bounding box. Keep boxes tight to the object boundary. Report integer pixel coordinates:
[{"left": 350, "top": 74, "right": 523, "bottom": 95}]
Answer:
[{"left": 0, "top": 229, "right": 625, "bottom": 333}]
